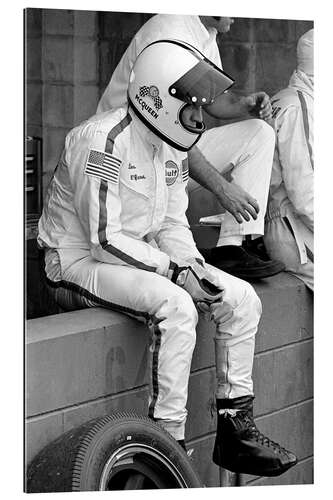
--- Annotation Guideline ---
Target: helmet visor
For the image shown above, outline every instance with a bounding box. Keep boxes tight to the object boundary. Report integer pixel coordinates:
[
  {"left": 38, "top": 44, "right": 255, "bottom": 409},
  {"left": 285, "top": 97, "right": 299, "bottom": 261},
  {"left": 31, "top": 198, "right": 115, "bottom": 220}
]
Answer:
[{"left": 169, "top": 59, "right": 234, "bottom": 105}]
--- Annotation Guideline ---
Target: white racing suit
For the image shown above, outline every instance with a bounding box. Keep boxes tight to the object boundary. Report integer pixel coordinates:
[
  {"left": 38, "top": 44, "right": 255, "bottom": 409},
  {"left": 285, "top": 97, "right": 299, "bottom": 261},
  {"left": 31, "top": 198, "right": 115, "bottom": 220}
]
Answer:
[
  {"left": 97, "top": 14, "right": 275, "bottom": 244},
  {"left": 264, "top": 70, "right": 313, "bottom": 290},
  {"left": 38, "top": 108, "right": 262, "bottom": 440}
]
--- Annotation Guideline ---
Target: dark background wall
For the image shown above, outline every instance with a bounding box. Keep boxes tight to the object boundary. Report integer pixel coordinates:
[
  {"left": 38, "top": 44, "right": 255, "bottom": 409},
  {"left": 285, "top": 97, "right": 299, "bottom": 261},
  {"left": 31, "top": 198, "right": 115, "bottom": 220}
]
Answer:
[{"left": 25, "top": 8, "right": 313, "bottom": 194}]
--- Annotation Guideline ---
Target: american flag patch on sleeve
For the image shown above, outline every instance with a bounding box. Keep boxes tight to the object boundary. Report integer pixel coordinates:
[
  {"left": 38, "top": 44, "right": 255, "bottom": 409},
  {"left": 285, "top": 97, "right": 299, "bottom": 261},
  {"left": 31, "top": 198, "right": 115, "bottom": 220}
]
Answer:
[
  {"left": 84, "top": 149, "right": 122, "bottom": 184},
  {"left": 181, "top": 158, "right": 189, "bottom": 183}
]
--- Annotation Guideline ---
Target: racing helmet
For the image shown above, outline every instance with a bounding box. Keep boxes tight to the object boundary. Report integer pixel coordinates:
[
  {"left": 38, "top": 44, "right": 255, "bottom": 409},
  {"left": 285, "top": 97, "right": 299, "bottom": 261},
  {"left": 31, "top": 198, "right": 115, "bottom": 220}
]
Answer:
[{"left": 128, "top": 39, "right": 234, "bottom": 151}]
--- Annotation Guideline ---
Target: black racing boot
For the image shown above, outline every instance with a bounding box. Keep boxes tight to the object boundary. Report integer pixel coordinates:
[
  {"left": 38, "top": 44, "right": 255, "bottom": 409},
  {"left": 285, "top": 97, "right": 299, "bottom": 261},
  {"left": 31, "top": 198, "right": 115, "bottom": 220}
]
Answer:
[{"left": 213, "top": 396, "right": 297, "bottom": 476}]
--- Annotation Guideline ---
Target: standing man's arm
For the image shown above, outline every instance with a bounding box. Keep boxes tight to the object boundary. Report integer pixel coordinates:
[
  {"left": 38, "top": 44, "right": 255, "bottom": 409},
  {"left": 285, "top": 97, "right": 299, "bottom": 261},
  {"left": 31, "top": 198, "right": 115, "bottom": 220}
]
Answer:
[
  {"left": 188, "top": 146, "right": 259, "bottom": 223},
  {"left": 187, "top": 90, "right": 271, "bottom": 223},
  {"left": 205, "top": 91, "right": 272, "bottom": 121}
]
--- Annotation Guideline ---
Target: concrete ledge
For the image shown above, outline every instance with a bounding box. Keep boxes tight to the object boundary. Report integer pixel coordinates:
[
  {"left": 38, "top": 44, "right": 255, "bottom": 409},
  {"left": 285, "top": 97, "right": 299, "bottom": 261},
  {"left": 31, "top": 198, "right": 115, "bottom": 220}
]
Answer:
[
  {"left": 26, "top": 309, "right": 149, "bottom": 415},
  {"left": 25, "top": 273, "right": 313, "bottom": 487}
]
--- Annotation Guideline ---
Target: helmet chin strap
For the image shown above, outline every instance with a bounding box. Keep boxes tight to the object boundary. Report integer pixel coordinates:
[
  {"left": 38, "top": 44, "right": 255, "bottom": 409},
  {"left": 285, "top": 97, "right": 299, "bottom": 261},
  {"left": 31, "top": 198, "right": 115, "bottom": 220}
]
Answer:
[{"left": 182, "top": 121, "right": 206, "bottom": 134}]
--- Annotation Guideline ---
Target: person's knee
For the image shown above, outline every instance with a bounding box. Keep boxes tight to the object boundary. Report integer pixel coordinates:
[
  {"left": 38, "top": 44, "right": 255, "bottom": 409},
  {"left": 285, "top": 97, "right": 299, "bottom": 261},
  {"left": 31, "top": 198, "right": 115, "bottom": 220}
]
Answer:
[
  {"left": 177, "top": 290, "right": 199, "bottom": 330},
  {"left": 241, "top": 282, "right": 262, "bottom": 323},
  {"left": 158, "top": 287, "right": 198, "bottom": 331},
  {"left": 164, "top": 290, "right": 198, "bottom": 350},
  {"left": 252, "top": 118, "right": 275, "bottom": 146},
  {"left": 231, "top": 281, "right": 262, "bottom": 332}
]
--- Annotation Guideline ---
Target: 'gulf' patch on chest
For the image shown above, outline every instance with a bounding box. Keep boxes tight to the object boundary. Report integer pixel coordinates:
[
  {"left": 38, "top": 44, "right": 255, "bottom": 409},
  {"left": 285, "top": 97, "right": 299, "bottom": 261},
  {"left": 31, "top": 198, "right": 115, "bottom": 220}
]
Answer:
[{"left": 165, "top": 161, "right": 179, "bottom": 186}]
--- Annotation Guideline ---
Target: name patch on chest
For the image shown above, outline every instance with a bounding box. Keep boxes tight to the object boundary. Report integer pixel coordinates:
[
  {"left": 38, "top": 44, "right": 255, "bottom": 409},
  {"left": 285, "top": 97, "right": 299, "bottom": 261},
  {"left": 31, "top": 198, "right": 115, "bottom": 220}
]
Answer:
[
  {"left": 165, "top": 161, "right": 179, "bottom": 186},
  {"left": 130, "top": 173, "right": 146, "bottom": 181}
]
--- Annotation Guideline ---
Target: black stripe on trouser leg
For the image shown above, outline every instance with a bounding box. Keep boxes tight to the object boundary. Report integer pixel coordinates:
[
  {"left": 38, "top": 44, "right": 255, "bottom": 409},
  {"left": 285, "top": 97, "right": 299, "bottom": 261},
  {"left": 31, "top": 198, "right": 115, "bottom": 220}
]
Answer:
[
  {"left": 283, "top": 216, "right": 314, "bottom": 264},
  {"left": 148, "top": 323, "right": 162, "bottom": 418},
  {"left": 305, "top": 244, "right": 314, "bottom": 263},
  {"left": 215, "top": 338, "right": 231, "bottom": 399},
  {"left": 46, "top": 277, "right": 150, "bottom": 321},
  {"left": 283, "top": 216, "right": 296, "bottom": 238}
]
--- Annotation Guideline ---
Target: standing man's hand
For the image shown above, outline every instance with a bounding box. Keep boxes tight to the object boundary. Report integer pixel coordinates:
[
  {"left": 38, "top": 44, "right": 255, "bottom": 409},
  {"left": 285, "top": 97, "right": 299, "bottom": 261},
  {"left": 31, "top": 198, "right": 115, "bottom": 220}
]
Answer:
[
  {"left": 217, "top": 178, "right": 260, "bottom": 224},
  {"left": 243, "top": 92, "right": 272, "bottom": 121},
  {"left": 188, "top": 146, "right": 260, "bottom": 224}
]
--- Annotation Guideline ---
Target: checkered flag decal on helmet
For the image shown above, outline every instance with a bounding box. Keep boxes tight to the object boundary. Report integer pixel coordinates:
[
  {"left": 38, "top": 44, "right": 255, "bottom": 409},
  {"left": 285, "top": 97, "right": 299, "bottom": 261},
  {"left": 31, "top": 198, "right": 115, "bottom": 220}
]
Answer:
[
  {"left": 139, "top": 86, "right": 163, "bottom": 110},
  {"left": 139, "top": 86, "right": 150, "bottom": 97}
]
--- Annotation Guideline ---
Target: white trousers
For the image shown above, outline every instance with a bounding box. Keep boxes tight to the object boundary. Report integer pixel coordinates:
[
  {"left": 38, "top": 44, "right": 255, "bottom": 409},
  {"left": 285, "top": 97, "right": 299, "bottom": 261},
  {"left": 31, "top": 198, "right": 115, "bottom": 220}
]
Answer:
[
  {"left": 188, "top": 119, "right": 275, "bottom": 244},
  {"left": 46, "top": 250, "right": 261, "bottom": 440}
]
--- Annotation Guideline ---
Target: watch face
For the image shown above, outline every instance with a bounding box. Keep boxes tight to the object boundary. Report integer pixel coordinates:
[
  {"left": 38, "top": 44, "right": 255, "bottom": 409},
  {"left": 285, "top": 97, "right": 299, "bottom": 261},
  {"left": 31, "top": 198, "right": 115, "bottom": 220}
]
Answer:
[{"left": 176, "top": 269, "right": 188, "bottom": 286}]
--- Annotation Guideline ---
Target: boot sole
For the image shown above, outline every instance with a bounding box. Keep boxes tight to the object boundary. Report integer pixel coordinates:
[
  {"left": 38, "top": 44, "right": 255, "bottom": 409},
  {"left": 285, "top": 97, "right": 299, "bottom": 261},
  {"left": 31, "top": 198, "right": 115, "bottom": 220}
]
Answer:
[
  {"left": 212, "top": 456, "right": 298, "bottom": 477},
  {"left": 213, "top": 447, "right": 297, "bottom": 477}
]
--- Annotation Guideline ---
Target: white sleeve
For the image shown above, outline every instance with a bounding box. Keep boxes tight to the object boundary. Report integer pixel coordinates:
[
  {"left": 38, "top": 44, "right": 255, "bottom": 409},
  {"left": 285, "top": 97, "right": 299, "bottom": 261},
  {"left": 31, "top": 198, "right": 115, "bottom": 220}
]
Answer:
[
  {"left": 276, "top": 105, "right": 314, "bottom": 231},
  {"left": 155, "top": 158, "right": 204, "bottom": 264},
  {"left": 67, "top": 131, "right": 171, "bottom": 276}
]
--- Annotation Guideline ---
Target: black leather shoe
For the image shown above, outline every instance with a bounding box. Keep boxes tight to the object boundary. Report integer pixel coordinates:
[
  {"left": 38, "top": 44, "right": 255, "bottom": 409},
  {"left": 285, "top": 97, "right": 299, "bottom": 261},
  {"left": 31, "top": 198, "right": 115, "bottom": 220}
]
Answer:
[
  {"left": 213, "top": 396, "right": 297, "bottom": 477},
  {"left": 200, "top": 245, "right": 285, "bottom": 280}
]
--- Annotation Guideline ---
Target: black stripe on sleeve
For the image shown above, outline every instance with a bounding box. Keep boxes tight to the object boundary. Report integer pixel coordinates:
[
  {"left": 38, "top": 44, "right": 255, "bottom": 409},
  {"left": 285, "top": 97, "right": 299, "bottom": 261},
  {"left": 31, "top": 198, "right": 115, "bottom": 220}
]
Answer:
[
  {"left": 105, "top": 113, "right": 132, "bottom": 154},
  {"left": 97, "top": 179, "right": 157, "bottom": 272},
  {"left": 297, "top": 90, "right": 314, "bottom": 170}
]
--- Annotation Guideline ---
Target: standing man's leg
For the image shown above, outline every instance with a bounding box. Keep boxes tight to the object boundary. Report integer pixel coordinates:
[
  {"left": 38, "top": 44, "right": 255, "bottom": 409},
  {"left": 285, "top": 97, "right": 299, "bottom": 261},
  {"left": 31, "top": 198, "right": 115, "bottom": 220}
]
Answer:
[
  {"left": 188, "top": 119, "right": 285, "bottom": 279},
  {"left": 264, "top": 214, "right": 314, "bottom": 291}
]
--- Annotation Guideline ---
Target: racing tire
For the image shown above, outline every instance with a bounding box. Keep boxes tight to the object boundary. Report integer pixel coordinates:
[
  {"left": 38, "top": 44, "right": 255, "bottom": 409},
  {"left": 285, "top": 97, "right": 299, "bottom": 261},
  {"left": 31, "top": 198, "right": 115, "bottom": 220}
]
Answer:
[{"left": 26, "top": 411, "right": 203, "bottom": 492}]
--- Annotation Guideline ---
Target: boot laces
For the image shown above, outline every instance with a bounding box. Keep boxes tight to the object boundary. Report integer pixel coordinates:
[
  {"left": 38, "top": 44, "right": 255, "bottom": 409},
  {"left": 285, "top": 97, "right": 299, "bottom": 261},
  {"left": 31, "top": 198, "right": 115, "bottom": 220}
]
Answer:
[
  {"left": 220, "top": 409, "right": 288, "bottom": 454},
  {"left": 243, "top": 414, "right": 288, "bottom": 453}
]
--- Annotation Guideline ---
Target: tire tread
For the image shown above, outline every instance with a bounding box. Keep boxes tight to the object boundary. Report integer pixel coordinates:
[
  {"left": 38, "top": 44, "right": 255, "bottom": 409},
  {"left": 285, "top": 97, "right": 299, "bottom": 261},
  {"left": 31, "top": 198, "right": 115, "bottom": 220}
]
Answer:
[{"left": 27, "top": 412, "right": 202, "bottom": 492}]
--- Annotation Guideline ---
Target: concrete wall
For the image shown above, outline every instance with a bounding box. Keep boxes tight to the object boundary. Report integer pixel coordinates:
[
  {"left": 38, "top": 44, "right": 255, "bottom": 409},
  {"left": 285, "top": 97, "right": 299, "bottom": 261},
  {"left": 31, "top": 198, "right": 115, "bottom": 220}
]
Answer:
[
  {"left": 26, "top": 273, "right": 313, "bottom": 488},
  {"left": 219, "top": 17, "right": 314, "bottom": 96},
  {"left": 25, "top": 8, "right": 313, "bottom": 196},
  {"left": 25, "top": 9, "right": 99, "bottom": 192}
]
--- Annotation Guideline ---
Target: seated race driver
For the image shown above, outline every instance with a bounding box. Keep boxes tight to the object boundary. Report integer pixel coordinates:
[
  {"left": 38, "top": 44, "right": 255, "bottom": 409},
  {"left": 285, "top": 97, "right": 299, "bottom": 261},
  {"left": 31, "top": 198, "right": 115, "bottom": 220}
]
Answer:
[{"left": 38, "top": 40, "right": 297, "bottom": 477}]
